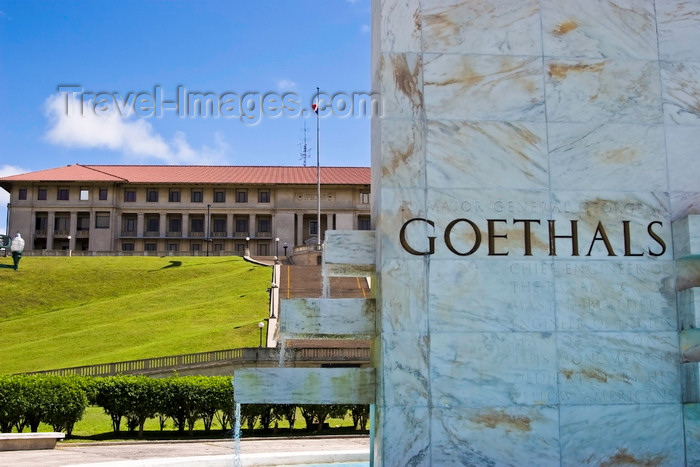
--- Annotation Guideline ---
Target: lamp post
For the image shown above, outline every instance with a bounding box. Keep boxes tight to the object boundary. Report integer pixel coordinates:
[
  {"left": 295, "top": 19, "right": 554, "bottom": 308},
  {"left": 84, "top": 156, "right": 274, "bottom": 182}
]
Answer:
[
  {"left": 283, "top": 242, "right": 288, "bottom": 257},
  {"left": 275, "top": 237, "right": 280, "bottom": 264},
  {"left": 258, "top": 321, "right": 265, "bottom": 348},
  {"left": 245, "top": 236, "right": 250, "bottom": 257},
  {"left": 67, "top": 235, "right": 72, "bottom": 257},
  {"left": 10, "top": 232, "right": 25, "bottom": 270}
]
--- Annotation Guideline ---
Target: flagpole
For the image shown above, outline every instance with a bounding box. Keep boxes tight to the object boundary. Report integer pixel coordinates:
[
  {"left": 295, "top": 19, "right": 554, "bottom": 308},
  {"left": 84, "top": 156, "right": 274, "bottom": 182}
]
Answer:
[{"left": 316, "top": 86, "right": 321, "bottom": 248}]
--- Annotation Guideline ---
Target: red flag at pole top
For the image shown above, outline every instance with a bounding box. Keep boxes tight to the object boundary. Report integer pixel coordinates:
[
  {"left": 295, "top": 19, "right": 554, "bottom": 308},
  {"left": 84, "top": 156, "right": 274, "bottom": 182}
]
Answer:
[{"left": 312, "top": 102, "right": 319, "bottom": 114}]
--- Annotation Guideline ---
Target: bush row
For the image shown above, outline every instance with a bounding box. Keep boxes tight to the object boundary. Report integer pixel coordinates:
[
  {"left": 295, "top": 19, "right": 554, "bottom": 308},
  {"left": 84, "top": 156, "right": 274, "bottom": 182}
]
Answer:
[{"left": 0, "top": 374, "right": 369, "bottom": 437}]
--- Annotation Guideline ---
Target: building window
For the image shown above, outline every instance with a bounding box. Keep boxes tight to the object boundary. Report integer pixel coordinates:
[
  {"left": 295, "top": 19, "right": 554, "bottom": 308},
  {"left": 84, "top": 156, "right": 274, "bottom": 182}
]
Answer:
[
  {"left": 169, "top": 218, "right": 181, "bottom": 232},
  {"left": 35, "top": 214, "right": 48, "bottom": 232},
  {"left": 146, "top": 189, "right": 159, "bottom": 202},
  {"left": 258, "top": 218, "right": 271, "bottom": 233},
  {"left": 144, "top": 243, "right": 157, "bottom": 251},
  {"left": 309, "top": 220, "right": 318, "bottom": 235},
  {"left": 124, "top": 190, "right": 136, "bottom": 202},
  {"left": 358, "top": 216, "right": 371, "bottom": 230},
  {"left": 214, "top": 243, "right": 224, "bottom": 252},
  {"left": 191, "top": 243, "right": 201, "bottom": 252},
  {"left": 95, "top": 213, "right": 110, "bottom": 229},
  {"left": 361, "top": 191, "right": 370, "bottom": 204},
  {"left": 99, "top": 188, "right": 108, "bottom": 200},
  {"left": 18, "top": 188, "right": 27, "bottom": 200},
  {"left": 123, "top": 217, "right": 136, "bottom": 233},
  {"left": 169, "top": 190, "right": 181, "bottom": 202},
  {"left": 257, "top": 243, "right": 269, "bottom": 256},
  {"left": 258, "top": 190, "right": 270, "bottom": 203},
  {"left": 191, "top": 189, "right": 203, "bottom": 203},
  {"left": 77, "top": 215, "right": 90, "bottom": 231},
  {"left": 146, "top": 218, "right": 159, "bottom": 232},
  {"left": 236, "top": 189, "right": 247, "bottom": 203},
  {"left": 213, "top": 190, "right": 226, "bottom": 203},
  {"left": 122, "top": 243, "right": 135, "bottom": 251},
  {"left": 55, "top": 216, "right": 70, "bottom": 232},
  {"left": 58, "top": 188, "right": 69, "bottom": 200},
  {"left": 80, "top": 189, "right": 89, "bottom": 201},
  {"left": 191, "top": 218, "right": 204, "bottom": 233},
  {"left": 213, "top": 218, "right": 226, "bottom": 233},
  {"left": 38, "top": 188, "right": 47, "bottom": 200},
  {"left": 235, "top": 219, "right": 248, "bottom": 233},
  {"left": 168, "top": 243, "right": 179, "bottom": 251}
]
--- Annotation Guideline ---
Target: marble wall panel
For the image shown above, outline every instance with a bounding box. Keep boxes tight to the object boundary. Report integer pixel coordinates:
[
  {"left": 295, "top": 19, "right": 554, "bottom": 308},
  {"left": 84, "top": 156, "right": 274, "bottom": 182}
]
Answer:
[
  {"left": 323, "top": 230, "right": 375, "bottom": 266},
  {"left": 540, "top": 0, "right": 657, "bottom": 59},
  {"left": 280, "top": 298, "right": 375, "bottom": 338},
  {"left": 431, "top": 332, "right": 559, "bottom": 408},
  {"left": 554, "top": 260, "right": 676, "bottom": 331},
  {"left": 431, "top": 406, "right": 560, "bottom": 467},
  {"left": 375, "top": 405, "right": 430, "bottom": 467},
  {"left": 673, "top": 215, "right": 700, "bottom": 259},
  {"left": 548, "top": 123, "right": 666, "bottom": 191},
  {"left": 426, "top": 120, "right": 548, "bottom": 190},
  {"left": 421, "top": 0, "right": 541, "bottom": 56},
  {"left": 679, "top": 287, "right": 700, "bottom": 330},
  {"left": 661, "top": 61, "right": 700, "bottom": 125},
  {"left": 375, "top": 0, "right": 421, "bottom": 53},
  {"left": 381, "top": 332, "right": 429, "bottom": 407},
  {"left": 657, "top": 0, "right": 700, "bottom": 62},
  {"left": 548, "top": 191, "right": 671, "bottom": 259},
  {"left": 683, "top": 362, "right": 700, "bottom": 403},
  {"left": 685, "top": 403, "right": 700, "bottom": 466},
  {"left": 557, "top": 332, "right": 680, "bottom": 405},
  {"left": 378, "top": 118, "right": 424, "bottom": 188},
  {"left": 425, "top": 188, "right": 551, "bottom": 259},
  {"left": 560, "top": 404, "right": 684, "bottom": 466},
  {"left": 377, "top": 53, "right": 423, "bottom": 120},
  {"left": 377, "top": 187, "right": 426, "bottom": 260},
  {"left": 429, "top": 259, "right": 556, "bottom": 332},
  {"left": 379, "top": 258, "right": 428, "bottom": 333},
  {"left": 423, "top": 53, "right": 545, "bottom": 121},
  {"left": 545, "top": 58, "right": 662, "bottom": 123},
  {"left": 667, "top": 126, "right": 700, "bottom": 193}
]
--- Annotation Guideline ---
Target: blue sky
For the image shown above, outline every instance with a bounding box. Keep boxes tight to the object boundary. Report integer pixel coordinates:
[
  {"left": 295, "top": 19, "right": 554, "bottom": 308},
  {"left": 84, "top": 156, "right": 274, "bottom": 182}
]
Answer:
[{"left": 0, "top": 0, "right": 372, "bottom": 231}]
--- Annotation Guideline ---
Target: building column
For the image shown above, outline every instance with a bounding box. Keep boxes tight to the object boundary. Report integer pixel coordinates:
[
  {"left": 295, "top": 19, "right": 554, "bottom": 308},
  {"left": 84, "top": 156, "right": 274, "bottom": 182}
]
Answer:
[
  {"left": 159, "top": 213, "right": 167, "bottom": 237},
  {"left": 47, "top": 211, "right": 55, "bottom": 250},
  {"left": 182, "top": 213, "right": 189, "bottom": 238},
  {"left": 296, "top": 213, "right": 304, "bottom": 246},
  {"left": 137, "top": 213, "right": 144, "bottom": 237},
  {"left": 226, "top": 213, "right": 233, "bottom": 239}
]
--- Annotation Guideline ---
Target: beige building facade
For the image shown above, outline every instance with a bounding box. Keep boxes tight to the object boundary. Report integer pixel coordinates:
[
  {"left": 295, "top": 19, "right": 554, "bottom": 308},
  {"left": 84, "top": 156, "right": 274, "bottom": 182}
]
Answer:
[{"left": 0, "top": 165, "right": 371, "bottom": 256}]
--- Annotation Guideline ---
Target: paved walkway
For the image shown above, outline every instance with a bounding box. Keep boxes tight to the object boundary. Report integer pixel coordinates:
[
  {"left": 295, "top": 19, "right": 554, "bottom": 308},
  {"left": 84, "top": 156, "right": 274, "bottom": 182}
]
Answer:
[{"left": 0, "top": 436, "right": 370, "bottom": 466}]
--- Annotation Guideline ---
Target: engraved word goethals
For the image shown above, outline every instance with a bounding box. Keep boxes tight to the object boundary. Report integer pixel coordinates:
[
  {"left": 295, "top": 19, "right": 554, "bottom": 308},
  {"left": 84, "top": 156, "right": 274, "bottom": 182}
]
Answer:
[{"left": 399, "top": 218, "right": 667, "bottom": 257}]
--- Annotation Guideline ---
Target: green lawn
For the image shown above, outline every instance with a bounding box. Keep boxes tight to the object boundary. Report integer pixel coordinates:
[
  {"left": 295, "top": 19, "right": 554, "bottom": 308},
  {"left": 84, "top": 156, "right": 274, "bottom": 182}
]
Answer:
[{"left": 0, "top": 256, "right": 271, "bottom": 375}]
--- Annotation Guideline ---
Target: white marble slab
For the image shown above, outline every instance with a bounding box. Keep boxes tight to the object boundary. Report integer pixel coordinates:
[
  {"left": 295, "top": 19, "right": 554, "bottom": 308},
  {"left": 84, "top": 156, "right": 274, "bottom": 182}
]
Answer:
[
  {"left": 375, "top": 406, "right": 430, "bottom": 467},
  {"left": 667, "top": 126, "right": 700, "bottom": 193},
  {"left": 554, "top": 260, "right": 676, "bottom": 331},
  {"left": 424, "top": 53, "right": 545, "bottom": 122},
  {"left": 377, "top": 187, "right": 427, "bottom": 260},
  {"left": 380, "top": 258, "right": 428, "bottom": 333},
  {"left": 421, "top": 0, "right": 542, "bottom": 56},
  {"left": 683, "top": 362, "right": 700, "bottom": 403},
  {"left": 234, "top": 368, "right": 375, "bottom": 404},
  {"left": 374, "top": 0, "right": 421, "bottom": 53},
  {"left": 280, "top": 298, "right": 375, "bottom": 338},
  {"left": 432, "top": 406, "right": 560, "bottom": 467},
  {"left": 426, "top": 120, "right": 548, "bottom": 190},
  {"left": 541, "top": 0, "right": 658, "bottom": 59},
  {"left": 429, "top": 259, "right": 556, "bottom": 332},
  {"left": 657, "top": 0, "right": 700, "bottom": 62},
  {"left": 380, "top": 332, "right": 429, "bottom": 406},
  {"left": 685, "top": 404, "right": 700, "bottom": 466},
  {"left": 378, "top": 118, "right": 424, "bottom": 189},
  {"left": 681, "top": 330, "right": 700, "bottom": 363},
  {"left": 679, "top": 287, "right": 700, "bottom": 330},
  {"left": 376, "top": 53, "right": 423, "bottom": 120},
  {"left": 323, "top": 230, "right": 375, "bottom": 266},
  {"left": 673, "top": 215, "right": 700, "bottom": 259},
  {"left": 545, "top": 58, "right": 662, "bottom": 123},
  {"left": 557, "top": 332, "right": 679, "bottom": 404},
  {"left": 661, "top": 61, "right": 700, "bottom": 125},
  {"left": 548, "top": 123, "right": 666, "bottom": 191},
  {"left": 431, "top": 332, "right": 559, "bottom": 407},
  {"left": 560, "top": 404, "right": 684, "bottom": 466}
]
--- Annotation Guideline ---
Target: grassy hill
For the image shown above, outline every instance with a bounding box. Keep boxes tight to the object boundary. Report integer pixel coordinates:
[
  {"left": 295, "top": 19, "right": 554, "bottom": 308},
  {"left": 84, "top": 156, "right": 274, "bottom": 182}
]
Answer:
[{"left": 0, "top": 256, "right": 271, "bottom": 375}]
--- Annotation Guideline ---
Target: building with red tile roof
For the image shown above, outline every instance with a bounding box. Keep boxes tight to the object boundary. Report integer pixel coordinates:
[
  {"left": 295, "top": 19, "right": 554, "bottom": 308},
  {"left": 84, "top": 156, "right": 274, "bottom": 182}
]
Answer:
[{"left": 0, "top": 165, "right": 371, "bottom": 255}]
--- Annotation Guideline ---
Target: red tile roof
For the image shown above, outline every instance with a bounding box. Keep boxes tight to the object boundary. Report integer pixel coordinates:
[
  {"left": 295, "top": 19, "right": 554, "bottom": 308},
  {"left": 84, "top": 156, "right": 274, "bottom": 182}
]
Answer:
[{"left": 0, "top": 165, "right": 371, "bottom": 185}]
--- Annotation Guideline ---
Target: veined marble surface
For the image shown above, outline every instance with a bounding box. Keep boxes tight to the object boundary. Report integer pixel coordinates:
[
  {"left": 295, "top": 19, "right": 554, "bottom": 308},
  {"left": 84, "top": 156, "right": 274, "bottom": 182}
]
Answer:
[
  {"left": 679, "top": 287, "right": 700, "bottom": 330},
  {"left": 657, "top": 0, "right": 700, "bottom": 62},
  {"left": 661, "top": 61, "right": 700, "bottom": 125},
  {"left": 541, "top": 0, "right": 658, "bottom": 59},
  {"left": 666, "top": 126, "right": 700, "bottom": 192},
  {"left": 685, "top": 404, "right": 700, "bottom": 466},
  {"left": 560, "top": 404, "right": 684, "bottom": 466}
]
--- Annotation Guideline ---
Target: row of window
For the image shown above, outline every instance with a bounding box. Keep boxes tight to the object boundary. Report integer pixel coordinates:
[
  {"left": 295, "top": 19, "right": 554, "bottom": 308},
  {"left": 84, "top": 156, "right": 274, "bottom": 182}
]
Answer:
[
  {"left": 122, "top": 242, "right": 269, "bottom": 254},
  {"left": 18, "top": 188, "right": 109, "bottom": 201}
]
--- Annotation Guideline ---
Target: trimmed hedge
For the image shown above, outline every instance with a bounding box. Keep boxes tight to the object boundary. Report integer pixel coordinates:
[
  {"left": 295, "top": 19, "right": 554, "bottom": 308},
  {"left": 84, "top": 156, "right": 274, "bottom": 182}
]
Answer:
[{"left": 0, "top": 374, "right": 369, "bottom": 438}]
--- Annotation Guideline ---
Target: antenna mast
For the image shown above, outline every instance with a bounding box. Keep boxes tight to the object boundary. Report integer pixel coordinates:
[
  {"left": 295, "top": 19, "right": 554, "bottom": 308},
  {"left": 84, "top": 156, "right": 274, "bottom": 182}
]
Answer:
[{"left": 299, "top": 121, "right": 311, "bottom": 167}]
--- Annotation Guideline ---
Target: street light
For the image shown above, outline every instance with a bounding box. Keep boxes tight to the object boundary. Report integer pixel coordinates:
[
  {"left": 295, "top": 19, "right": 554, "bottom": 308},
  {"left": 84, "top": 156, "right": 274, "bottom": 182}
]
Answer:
[
  {"left": 67, "top": 235, "right": 72, "bottom": 257},
  {"left": 258, "top": 321, "right": 265, "bottom": 348},
  {"left": 283, "top": 242, "right": 288, "bottom": 257},
  {"left": 10, "top": 232, "right": 25, "bottom": 270},
  {"left": 245, "top": 236, "right": 250, "bottom": 257},
  {"left": 275, "top": 237, "right": 280, "bottom": 264}
]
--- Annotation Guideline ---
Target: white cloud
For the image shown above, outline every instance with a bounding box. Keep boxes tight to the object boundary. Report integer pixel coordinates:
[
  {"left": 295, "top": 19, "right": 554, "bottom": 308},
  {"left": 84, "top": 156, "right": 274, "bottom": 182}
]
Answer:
[
  {"left": 44, "top": 93, "right": 229, "bottom": 165},
  {"left": 276, "top": 79, "right": 298, "bottom": 92},
  {"left": 0, "top": 165, "right": 29, "bottom": 234}
]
